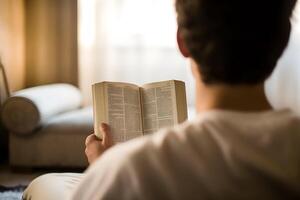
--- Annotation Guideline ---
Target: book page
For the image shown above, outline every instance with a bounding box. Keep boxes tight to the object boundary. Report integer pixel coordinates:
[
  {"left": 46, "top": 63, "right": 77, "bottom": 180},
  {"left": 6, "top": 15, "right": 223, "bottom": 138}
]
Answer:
[
  {"left": 106, "top": 83, "right": 143, "bottom": 142},
  {"left": 141, "top": 80, "right": 180, "bottom": 135},
  {"left": 92, "top": 83, "right": 107, "bottom": 138}
]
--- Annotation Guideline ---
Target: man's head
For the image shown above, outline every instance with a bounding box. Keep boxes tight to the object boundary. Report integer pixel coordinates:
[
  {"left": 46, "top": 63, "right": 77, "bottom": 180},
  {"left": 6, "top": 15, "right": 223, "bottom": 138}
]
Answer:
[{"left": 176, "top": 0, "right": 297, "bottom": 85}]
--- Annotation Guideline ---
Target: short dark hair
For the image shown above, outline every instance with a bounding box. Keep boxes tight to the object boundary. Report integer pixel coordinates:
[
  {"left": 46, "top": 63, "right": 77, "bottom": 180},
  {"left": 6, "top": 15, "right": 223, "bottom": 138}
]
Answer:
[{"left": 176, "top": 0, "right": 297, "bottom": 85}]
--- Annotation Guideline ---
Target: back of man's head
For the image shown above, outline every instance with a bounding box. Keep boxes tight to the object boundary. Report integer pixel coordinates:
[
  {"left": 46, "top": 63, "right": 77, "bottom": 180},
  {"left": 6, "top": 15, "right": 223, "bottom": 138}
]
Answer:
[{"left": 176, "top": 0, "right": 297, "bottom": 85}]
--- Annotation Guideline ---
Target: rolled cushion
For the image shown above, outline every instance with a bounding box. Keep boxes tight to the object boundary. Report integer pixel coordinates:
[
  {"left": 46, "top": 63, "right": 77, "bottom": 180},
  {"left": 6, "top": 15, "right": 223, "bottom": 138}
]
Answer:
[{"left": 1, "top": 84, "right": 82, "bottom": 135}]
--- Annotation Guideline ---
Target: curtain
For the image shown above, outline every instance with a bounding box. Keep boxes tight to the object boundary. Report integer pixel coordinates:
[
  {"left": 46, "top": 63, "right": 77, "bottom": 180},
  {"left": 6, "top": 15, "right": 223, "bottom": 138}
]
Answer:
[
  {"left": 0, "top": 60, "right": 10, "bottom": 104},
  {"left": 78, "top": 0, "right": 194, "bottom": 106},
  {"left": 0, "top": 0, "right": 25, "bottom": 92},
  {"left": 0, "top": 0, "right": 78, "bottom": 91},
  {"left": 265, "top": 2, "right": 300, "bottom": 114},
  {"left": 25, "top": 0, "right": 78, "bottom": 87},
  {"left": 79, "top": 0, "right": 300, "bottom": 116}
]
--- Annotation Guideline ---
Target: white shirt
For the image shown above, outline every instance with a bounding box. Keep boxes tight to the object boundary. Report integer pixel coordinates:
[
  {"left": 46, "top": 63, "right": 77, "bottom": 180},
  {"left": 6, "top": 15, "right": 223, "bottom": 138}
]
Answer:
[{"left": 71, "top": 109, "right": 300, "bottom": 200}]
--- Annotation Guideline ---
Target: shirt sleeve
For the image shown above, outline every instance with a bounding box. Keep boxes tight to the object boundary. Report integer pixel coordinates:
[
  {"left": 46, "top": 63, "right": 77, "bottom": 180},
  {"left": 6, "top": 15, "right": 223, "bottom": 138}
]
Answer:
[{"left": 69, "top": 142, "right": 143, "bottom": 200}]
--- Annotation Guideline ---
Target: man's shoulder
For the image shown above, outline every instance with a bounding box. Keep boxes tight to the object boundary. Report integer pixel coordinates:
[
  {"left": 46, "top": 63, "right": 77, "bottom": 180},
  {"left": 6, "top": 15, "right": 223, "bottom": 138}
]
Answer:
[{"left": 95, "top": 109, "right": 300, "bottom": 171}]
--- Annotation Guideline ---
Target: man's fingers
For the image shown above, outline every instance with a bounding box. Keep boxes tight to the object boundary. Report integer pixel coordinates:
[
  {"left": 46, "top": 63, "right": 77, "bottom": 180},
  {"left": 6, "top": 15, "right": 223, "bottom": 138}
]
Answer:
[
  {"left": 84, "top": 124, "right": 114, "bottom": 165},
  {"left": 85, "top": 134, "right": 100, "bottom": 146},
  {"left": 100, "top": 123, "right": 113, "bottom": 147}
]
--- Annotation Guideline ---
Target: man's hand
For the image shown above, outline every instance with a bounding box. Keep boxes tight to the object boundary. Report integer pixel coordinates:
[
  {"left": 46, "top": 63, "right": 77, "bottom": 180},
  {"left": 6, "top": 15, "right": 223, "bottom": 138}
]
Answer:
[{"left": 85, "top": 123, "right": 114, "bottom": 165}]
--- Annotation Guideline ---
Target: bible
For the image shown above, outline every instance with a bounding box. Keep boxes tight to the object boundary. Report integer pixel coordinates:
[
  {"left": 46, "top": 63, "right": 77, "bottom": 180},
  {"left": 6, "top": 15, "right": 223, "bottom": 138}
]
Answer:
[{"left": 92, "top": 80, "right": 188, "bottom": 142}]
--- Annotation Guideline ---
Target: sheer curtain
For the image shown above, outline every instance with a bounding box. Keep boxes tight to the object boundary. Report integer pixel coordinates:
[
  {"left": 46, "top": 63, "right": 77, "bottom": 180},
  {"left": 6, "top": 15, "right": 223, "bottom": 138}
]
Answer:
[
  {"left": 265, "top": 2, "right": 300, "bottom": 114},
  {"left": 78, "top": 0, "right": 193, "bottom": 106}
]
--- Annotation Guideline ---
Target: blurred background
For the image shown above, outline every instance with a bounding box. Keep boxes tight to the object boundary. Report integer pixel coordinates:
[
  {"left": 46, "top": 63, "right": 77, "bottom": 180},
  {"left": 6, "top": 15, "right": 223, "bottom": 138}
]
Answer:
[
  {"left": 1, "top": 0, "right": 300, "bottom": 110},
  {"left": 0, "top": 0, "right": 192, "bottom": 107},
  {"left": 1, "top": 0, "right": 300, "bottom": 190}
]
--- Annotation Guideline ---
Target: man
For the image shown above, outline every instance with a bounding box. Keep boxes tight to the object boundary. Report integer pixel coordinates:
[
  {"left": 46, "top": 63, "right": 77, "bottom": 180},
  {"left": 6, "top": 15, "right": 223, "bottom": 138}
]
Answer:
[{"left": 24, "top": 0, "right": 300, "bottom": 199}]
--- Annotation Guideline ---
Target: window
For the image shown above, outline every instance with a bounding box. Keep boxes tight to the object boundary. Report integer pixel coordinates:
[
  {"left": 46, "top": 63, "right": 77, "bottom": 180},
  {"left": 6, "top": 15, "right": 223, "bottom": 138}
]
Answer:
[{"left": 78, "top": 0, "right": 194, "bottom": 108}]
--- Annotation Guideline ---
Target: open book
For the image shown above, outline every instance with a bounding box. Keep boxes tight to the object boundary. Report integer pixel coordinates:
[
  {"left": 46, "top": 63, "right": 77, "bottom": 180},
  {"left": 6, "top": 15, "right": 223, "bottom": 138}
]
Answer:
[{"left": 92, "top": 80, "right": 188, "bottom": 142}]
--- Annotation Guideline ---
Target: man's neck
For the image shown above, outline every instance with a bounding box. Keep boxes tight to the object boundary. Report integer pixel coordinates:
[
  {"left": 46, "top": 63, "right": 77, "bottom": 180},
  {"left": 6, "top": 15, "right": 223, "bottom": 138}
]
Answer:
[{"left": 195, "top": 82, "right": 272, "bottom": 113}]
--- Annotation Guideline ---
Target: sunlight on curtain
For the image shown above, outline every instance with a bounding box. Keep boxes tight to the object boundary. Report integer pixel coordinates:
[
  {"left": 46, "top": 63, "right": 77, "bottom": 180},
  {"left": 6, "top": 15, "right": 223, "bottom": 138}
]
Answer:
[
  {"left": 265, "top": 2, "right": 300, "bottom": 114},
  {"left": 79, "top": 0, "right": 194, "bottom": 107}
]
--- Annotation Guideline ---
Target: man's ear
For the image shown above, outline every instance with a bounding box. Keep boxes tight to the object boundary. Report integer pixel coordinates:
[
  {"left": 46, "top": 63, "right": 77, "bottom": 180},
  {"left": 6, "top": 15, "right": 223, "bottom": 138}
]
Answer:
[{"left": 177, "top": 28, "right": 190, "bottom": 58}]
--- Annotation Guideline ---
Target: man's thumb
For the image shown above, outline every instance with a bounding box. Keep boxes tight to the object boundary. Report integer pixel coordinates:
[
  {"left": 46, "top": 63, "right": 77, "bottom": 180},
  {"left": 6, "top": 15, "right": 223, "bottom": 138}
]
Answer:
[{"left": 100, "top": 123, "right": 113, "bottom": 146}]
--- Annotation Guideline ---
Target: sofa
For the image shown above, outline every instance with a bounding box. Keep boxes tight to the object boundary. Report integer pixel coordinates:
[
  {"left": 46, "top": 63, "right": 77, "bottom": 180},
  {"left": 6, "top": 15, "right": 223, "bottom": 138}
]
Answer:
[{"left": 1, "top": 84, "right": 93, "bottom": 168}]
